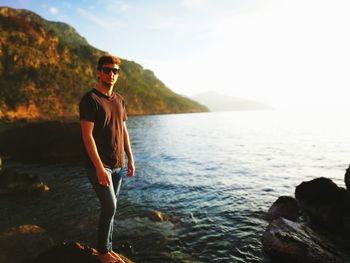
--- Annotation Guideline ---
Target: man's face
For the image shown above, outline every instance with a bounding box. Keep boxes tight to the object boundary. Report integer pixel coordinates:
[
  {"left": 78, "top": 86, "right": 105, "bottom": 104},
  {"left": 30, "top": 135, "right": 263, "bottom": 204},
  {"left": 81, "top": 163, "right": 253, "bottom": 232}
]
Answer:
[{"left": 97, "top": 63, "right": 120, "bottom": 86}]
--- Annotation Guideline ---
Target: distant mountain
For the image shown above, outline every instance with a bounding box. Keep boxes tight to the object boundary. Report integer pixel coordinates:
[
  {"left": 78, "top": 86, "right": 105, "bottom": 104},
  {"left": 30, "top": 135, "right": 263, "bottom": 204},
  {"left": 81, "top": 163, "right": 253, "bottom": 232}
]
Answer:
[
  {"left": 0, "top": 6, "right": 208, "bottom": 120},
  {"left": 192, "top": 91, "right": 272, "bottom": 112}
]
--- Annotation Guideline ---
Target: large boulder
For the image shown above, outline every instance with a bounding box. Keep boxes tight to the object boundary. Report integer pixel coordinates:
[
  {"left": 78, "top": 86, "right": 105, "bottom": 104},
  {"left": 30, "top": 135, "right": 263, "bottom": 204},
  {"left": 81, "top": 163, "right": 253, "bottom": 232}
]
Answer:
[
  {"left": 345, "top": 165, "right": 350, "bottom": 190},
  {"left": 0, "top": 167, "right": 49, "bottom": 194},
  {"left": 262, "top": 217, "right": 348, "bottom": 263},
  {"left": 35, "top": 242, "right": 133, "bottom": 263},
  {"left": 295, "top": 177, "right": 346, "bottom": 229},
  {"left": 342, "top": 166, "right": 350, "bottom": 234},
  {"left": 295, "top": 177, "right": 345, "bottom": 204},
  {"left": 0, "top": 225, "right": 55, "bottom": 263},
  {"left": 266, "top": 196, "right": 299, "bottom": 222}
]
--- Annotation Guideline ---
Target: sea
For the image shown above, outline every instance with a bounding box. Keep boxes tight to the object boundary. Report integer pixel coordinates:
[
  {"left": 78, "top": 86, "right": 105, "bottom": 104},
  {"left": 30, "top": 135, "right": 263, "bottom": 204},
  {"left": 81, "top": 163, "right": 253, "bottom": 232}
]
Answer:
[{"left": 1, "top": 110, "right": 350, "bottom": 263}]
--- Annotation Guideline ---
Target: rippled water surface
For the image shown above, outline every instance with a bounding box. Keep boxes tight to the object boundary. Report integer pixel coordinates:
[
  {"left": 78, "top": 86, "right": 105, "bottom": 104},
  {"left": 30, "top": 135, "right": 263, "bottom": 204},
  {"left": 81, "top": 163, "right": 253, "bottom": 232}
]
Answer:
[{"left": 1, "top": 111, "right": 350, "bottom": 262}]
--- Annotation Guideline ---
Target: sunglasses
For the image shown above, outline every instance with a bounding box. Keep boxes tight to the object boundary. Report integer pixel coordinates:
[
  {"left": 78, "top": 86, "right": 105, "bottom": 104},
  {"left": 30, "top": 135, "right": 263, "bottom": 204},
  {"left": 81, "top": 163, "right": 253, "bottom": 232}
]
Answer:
[{"left": 101, "top": 67, "right": 120, "bottom": 75}]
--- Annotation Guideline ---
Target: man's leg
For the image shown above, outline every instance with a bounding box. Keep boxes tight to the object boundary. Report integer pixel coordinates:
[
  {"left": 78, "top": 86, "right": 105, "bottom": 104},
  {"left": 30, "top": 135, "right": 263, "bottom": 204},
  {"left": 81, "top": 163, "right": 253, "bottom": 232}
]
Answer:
[
  {"left": 86, "top": 168, "right": 117, "bottom": 254},
  {"left": 109, "top": 168, "right": 125, "bottom": 263},
  {"left": 108, "top": 168, "right": 123, "bottom": 247}
]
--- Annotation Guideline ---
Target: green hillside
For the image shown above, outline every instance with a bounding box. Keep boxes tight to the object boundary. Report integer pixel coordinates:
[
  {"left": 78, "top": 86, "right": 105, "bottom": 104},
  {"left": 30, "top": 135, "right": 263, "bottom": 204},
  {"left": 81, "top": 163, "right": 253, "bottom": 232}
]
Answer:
[{"left": 0, "top": 6, "right": 208, "bottom": 120}]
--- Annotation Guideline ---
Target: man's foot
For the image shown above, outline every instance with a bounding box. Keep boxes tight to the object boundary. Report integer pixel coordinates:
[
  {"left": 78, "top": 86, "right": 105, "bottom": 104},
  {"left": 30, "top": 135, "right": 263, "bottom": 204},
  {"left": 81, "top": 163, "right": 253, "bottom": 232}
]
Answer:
[
  {"left": 97, "top": 252, "right": 117, "bottom": 263},
  {"left": 109, "top": 250, "right": 126, "bottom": 263}
]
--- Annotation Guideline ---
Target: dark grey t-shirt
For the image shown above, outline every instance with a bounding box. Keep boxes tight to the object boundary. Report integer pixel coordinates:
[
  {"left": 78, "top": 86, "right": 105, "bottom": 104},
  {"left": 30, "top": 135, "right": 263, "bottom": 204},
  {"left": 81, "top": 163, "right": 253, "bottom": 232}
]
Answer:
[{"left": 79, "top": 88, "right": 127, "bottom": 168}]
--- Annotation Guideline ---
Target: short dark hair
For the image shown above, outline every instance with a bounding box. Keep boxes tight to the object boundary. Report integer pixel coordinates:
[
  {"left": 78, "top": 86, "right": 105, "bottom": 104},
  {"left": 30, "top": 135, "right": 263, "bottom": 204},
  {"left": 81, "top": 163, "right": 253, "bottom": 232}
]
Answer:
[{"left": 97, "top": 54, "right": 121, "bottom": 70}]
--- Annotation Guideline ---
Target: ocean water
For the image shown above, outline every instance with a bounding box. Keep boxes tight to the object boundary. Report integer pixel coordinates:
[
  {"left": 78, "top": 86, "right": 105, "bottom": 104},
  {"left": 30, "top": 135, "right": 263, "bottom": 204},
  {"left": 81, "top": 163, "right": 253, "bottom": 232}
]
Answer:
[{"left": 1, "top": 110, "right": 350, "bottom": 263}]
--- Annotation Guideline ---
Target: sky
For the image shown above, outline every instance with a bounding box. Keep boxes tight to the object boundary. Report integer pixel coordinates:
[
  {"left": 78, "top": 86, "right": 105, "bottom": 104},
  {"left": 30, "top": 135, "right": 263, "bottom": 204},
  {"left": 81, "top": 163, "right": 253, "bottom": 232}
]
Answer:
[{"left": 1, "top": 0, "right": 350, "bottom": 111}]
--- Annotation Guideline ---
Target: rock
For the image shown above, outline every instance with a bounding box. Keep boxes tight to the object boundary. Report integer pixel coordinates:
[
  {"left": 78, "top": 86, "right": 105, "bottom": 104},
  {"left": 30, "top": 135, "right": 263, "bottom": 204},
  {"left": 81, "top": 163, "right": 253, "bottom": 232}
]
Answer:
[
  {"left": 145, "top": 210, "right": 170, "bottom": 222},
  {"left": 266, "top": 196, "right": 299, "bottom": 221},
  {"left": 342, "top": 212, "right": 350, "bottom": 234},
  {"left": 143, "top": 210, "right": 181, "bottom": 225},
  {"left": 0, "top": 167, "right": 49, "bottom": 194},
  {"left": 262, "top": 217, "right": 348, "bottom": 263},
  {"left": 295, "top": 177, "right": 345, "bottom": 204},
  {"left": 295, "top": 177, "right": 346, "bottom": 229},
  {"left": 0, "top": 224, "right": 55, "bottom": 263},
  {"left": 345, "top": 165, "right": 350, "bottom": 190},
  {"left": 35, "top": 242, "right": 134, "bottom": 263}
]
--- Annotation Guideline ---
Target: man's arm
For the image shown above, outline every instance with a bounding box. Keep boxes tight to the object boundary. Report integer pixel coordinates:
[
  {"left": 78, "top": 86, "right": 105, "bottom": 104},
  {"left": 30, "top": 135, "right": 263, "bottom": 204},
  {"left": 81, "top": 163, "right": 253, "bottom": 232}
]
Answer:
[
  {"left": 80, "top": 120, "right": 111, "bottom": 186},
  {"left": 123, "top": 122, "right": 135, "bottom": 177}
]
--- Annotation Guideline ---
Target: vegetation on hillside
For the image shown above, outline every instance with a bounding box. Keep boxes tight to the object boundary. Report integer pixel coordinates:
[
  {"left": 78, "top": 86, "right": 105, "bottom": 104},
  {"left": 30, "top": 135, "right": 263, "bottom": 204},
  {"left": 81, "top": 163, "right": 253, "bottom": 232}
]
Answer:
[{"left": 0, "top": 6, "right": 207, "bottom": 120}]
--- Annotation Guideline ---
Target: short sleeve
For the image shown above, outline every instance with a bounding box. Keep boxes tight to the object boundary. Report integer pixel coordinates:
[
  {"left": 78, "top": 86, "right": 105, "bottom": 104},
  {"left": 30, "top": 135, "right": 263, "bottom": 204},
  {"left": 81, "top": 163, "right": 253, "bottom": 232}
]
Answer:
[{"left": 79, "top": 93, "right": 96, "bottom": 122}]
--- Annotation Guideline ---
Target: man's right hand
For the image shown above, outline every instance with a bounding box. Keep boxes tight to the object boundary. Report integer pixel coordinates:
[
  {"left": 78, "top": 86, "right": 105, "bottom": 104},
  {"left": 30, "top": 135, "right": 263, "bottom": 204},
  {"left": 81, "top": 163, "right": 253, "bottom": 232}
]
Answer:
[
  {"left": 81, "top": 121, "right": 110, "bottom": 187},
  {"left": 96, "top": 168, "right": 110, "bottom": 187}
]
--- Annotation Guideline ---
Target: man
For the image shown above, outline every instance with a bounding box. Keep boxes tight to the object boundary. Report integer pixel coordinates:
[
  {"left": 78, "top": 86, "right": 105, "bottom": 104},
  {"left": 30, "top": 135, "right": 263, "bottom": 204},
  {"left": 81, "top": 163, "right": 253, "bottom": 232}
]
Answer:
[{"left": 79, "top": 54, "right": 135, "bottom": 263}]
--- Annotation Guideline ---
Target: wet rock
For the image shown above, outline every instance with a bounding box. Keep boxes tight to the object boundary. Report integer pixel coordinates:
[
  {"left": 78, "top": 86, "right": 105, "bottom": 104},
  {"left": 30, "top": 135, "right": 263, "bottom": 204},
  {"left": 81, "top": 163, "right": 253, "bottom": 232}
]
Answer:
[
  {"left": 145, "top": 210, "right": 170, "bottom": 222},
  {"left": 0, "top": 224, "right": 55, "bottom": 263},
  {"left": 35, "top": 242, "right": 133, "bottom": 263},
  {"left": 342, "top": 190, "right": 350, "bottom": 234},
  {"left": 143, "top": 210, "right": 182, "bottom": 226},
  {"left": 266, "top": 196, "right": 299, "bottom": 222},
  {"left": 295, "top": 177, "right": 345, "bottom": 204},
  {"left": 345, "top": 165, "right": 350, "bottom": 190},
  {"left": 295, "top": 177, "right": 346, "bottom": 229},
  {"left": 262, "top": 217, "right": 348, "bottom": 263},
  {"left": 0, "top": 167, "right": 49, "bottom": 194},
  {"left": 342, "top": 212, "right": 350, "bottom": 234}
]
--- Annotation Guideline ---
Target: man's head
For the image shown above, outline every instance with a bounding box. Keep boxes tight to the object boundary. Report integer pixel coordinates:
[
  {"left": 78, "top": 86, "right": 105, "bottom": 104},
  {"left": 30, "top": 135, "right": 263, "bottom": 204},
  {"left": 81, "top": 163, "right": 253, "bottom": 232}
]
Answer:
[
  {"left": 97, "top": 54, "right": 121, "bottom": 71},
  {"left": 97, "top": 54, "right": 121, "bottom": 88}
]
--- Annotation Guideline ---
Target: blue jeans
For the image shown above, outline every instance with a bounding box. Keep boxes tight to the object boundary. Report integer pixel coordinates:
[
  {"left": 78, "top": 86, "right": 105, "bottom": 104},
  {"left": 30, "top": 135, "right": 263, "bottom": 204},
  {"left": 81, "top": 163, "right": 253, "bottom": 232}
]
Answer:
[{"left": 86, "top": 167, "right": 123, "bottom": 253}]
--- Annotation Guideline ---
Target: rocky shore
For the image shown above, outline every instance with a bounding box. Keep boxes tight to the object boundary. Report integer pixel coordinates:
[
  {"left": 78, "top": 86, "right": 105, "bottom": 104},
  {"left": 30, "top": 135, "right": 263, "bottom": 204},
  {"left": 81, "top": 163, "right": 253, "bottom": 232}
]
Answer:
[
  {"left": 0, "top": 160, "right": 185, "bottom": 263},
  {"left": 0, "top": 224, "right": 133, "bottom": 263},
  {"left": 263, "top": 165, "right": 350, "bottom": 263},
  {"left": 0, "top": 121, "right": 83, "bottom": 162},
  {"left": 0, "top": 159, "right": 133, "bottom": 263}
]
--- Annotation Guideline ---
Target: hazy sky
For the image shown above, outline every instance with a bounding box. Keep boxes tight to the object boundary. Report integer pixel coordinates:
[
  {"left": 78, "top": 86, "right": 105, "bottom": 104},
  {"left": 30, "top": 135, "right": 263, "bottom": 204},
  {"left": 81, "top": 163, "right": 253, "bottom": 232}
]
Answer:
[{"left": 1, "top": 0, "right": 350, "bottom": 111}]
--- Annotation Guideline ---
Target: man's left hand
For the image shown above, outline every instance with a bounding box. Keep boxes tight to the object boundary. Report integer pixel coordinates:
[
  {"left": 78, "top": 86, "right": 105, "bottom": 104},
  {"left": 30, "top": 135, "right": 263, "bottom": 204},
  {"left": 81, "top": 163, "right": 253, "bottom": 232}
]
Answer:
[{"left": 126, "top": 160, "right": 135, "bottom": 177}]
